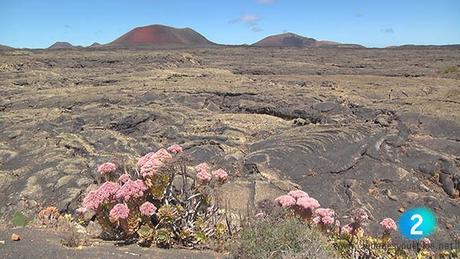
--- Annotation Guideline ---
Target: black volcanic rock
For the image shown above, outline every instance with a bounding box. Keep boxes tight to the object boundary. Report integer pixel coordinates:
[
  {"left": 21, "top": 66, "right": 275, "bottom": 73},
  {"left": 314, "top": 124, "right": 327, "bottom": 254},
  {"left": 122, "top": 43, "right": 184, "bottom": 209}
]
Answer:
[{"left": 1, "top": 47, "right": 459, "bottom": 246}]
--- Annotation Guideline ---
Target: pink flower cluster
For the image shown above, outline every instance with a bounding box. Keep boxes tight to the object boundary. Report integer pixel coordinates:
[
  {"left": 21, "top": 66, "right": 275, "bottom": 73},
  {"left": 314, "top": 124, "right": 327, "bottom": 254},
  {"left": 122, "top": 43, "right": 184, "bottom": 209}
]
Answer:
[
  {"left": 275, "top": 195, "right": 296, "bottom": 208},
  {"left": 380, "top": 218, "right": 397, "bottom": 231},
  {"left": 115, "top": 179, "right": 147, "bottom": 201},
  {"left": 420, "top": 237, "right": 431, "bottom": 248},
  {"left": 313, "top": 208, "right": 336, "bottom": 226},
  {"left": 275, "top": 190, "right": 320, "bottom": 211},
  {"left": 82, "top": 181, "right": 121, "bottom": 210},
  {"left": 76, "top": 207, "right": 88, "bottom": 215},
  {"left": 167, "top": 144, "right": 183, "bottom": 154},
  {"left": 118, "top": 173, "right": 131, "bottom": 183},
  {"left": 288, "top": 190, "right": 309, "bottom": 199},
  {"left": 139, "top": 201, "right": 157, "bottom": 216},
  {"left": 195, "top": 163, "right": 229, "bottom": 184},
  {"left": 195, "top": 163, "right": 212, "bottom": 184},
  {"left": 341, "top": 224, "right": 353, "bottom": 235},
  {"left": 109, "top": 203, "right": 130, "bottom": 221},
  {"left": 98, "top": 181, "right": 121, "bottom": 200},
  {"left": 137, "top": 147, "right": 179, "bottom": 178},
  {"left": 211, "top": 169, "right": 228, "bottom": 183},
  {"left": 153, "top": 148, "right": 173, "bottom": 163},
  {"left": 296, "top": 196, "right": 321, "bottom": 211},
  {"left": 82, "top": 190, "right": 103, "bottom": 210},
  {"left": 315, "top": 208, "right": 335, "bottom": 218},
  {"left": 195, "top": 162, "right": 210, "bottom": 173},
  {"left": 352, "top": 208, "right": 369, "bottom": 224},
  {"left": 197, "top": 170, "right": 212, "bottom": 183},
  {"left": 140, "top": 158, "right": 165, "bottom": 178},
  {"left": 83, "top": 179, "right": 146, "bottom": 211},
  {"left": 97, "top": 162, "right": 117, "bottom": 175},
  {"left": 137, "top": 148, "right": 172, "bottom": 167},
  {"left": 273, "top": 190, "right": 401, "bottom": 240},
  {"left": 137, "top": 152, "right": 155, "bottom": 168},
  {"left": 275, "top": 190, "right": 324, "bottom": 223}
]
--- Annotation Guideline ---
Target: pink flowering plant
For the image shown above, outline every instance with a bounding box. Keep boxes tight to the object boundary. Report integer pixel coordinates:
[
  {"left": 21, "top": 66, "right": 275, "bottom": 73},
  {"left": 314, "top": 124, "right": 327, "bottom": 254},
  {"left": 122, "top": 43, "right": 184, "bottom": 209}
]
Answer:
[
  {"left": 274, "top": 190, "right": 320, "bottom": 221},
  {"left": 78, "top": 144, "right": 232, "bottom": 248},
  {"left": 379, "top": 217, "right": 397, "bottom": 243},
  {"left": 267, "top": 190, "right": 423, "bottom": 258},
  {"left": 235, "top": 191, "right": 460, "bottom": 259},
  {"left": 97, "top": 162, "right": 117, "bottom": 176}
]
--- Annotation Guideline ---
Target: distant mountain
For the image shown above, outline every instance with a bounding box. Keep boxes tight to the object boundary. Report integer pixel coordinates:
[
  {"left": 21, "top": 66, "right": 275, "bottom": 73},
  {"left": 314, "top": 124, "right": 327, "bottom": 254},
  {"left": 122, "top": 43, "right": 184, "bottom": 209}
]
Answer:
[
  {"left": 109, "top": 24, "right": 215, "bottom": 47},
  {"left": 386, "top": 44, "right": 460, "bottom": 49},
  {"left": 0, "top": 44, "right": 13, "bottom": 50},
  {"left": 253, "top": 32, "right": 364, "bottom": 48},
  {"left": 253, "top": 33, "right": 319, "bottom": 47},
  {"left": 89, "top": 42, "right": 102, "bottom": 48},
  {"left": 48, "top": 42, "right": 76, "bottom": 49}
]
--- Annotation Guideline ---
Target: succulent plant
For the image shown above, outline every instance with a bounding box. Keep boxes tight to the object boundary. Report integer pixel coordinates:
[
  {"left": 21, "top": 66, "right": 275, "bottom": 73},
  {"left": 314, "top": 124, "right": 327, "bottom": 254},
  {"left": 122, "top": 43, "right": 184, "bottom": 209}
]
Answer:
[
  {"left": 78, "top": 145, "right": 232, "bottom": 248},
  {"left": 155, "top": 228, "right": 173, "bottom": 247},
  {"left": 214, "top": 222, "right": 227, "bottom": 238},
  {"left": 157, "top": 204, "right": 178, "bottom": 223},
  {"left": 137, "top": 224, "right": 155, "bottom": 240},
  {"left": 145, "top": 174, "right": 169, "bottom": 199}
]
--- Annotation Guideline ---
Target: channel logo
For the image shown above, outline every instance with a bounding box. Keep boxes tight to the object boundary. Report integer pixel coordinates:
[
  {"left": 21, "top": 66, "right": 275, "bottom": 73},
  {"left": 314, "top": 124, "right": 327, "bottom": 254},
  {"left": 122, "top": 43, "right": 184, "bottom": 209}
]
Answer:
[{"left": 398, "top": 207, "right": 437, "bottom": 240}]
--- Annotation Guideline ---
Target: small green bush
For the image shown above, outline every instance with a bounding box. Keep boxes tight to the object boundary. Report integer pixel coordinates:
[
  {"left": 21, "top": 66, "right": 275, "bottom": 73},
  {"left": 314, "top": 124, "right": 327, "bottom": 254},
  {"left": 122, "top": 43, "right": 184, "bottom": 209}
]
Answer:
[
  {"left": 442, "top": 65, "right": 459, "bottom": 73},
  {"left": 229, "top": 218, "right": 337, "bottom": 259},
  {"left": 12, "top": 211, "right": 29, "bottom": 227}
]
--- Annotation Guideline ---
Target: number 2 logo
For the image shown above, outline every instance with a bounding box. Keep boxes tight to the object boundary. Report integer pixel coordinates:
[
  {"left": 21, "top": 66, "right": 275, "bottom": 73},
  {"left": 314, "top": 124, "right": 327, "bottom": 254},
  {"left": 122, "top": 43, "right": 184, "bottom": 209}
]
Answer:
[
  {"left": 398, "top": 207, "right": 436, "bottom": 240},
  {"left": 410, "top": 214, "right": 423, "bottom": 235}
]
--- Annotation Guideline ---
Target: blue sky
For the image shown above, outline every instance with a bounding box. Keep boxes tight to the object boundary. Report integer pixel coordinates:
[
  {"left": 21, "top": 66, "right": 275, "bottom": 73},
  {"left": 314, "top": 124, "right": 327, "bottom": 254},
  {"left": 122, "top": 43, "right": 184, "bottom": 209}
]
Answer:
[{"left": 1, "top": 0, "right": 459, "bottom": 48}]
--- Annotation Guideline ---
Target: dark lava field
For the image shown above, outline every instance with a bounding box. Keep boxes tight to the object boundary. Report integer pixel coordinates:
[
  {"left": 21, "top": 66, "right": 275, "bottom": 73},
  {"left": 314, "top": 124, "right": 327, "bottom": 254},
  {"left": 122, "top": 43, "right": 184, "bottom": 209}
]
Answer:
[{"left": 0, "top": 46, "right": 459, "bottom": 242}]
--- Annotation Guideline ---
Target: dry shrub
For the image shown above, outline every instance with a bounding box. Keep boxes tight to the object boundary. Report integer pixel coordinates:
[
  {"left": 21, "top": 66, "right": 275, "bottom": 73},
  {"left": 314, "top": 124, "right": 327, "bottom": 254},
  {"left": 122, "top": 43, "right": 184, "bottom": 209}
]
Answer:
[
  {"left": 60, "top": 220, "right": 86, "bottom": 248},
  {"left": 229, "top": 217, "right": 337, "bottom": 259},
  {"left": 37, "top": 207, "right": 60, "bottom": 227}
]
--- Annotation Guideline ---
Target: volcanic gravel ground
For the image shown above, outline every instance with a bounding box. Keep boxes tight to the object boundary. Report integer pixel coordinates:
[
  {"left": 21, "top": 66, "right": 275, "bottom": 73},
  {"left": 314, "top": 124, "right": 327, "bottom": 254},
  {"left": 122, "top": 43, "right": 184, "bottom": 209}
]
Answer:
[{"left": 0, "top": 46, "right": 459, "bottom": 244}]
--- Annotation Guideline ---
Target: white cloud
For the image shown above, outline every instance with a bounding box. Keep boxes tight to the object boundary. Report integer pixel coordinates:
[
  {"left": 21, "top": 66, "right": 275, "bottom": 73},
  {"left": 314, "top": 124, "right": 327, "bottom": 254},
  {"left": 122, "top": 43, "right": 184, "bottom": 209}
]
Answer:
[
  {"left": 381, "top": 28, "right": 394, "bottom": 34},
  {"left": 229, "top": 14, "right": 263, "bottom": 33},
  {"left": 230, "top": 15, "right": 261, "bottom": 26},
  {"left": 257, "top": 0, "right": 276, "bottom": 4},
  {"left": 240, "top": 15, "right": 260, "bottom": 25}
]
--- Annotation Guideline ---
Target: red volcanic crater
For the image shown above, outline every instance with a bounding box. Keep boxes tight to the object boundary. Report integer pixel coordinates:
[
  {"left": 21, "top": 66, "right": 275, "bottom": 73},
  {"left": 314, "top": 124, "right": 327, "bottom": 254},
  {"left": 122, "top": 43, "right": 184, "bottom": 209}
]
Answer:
[{"left": 109, "top": 24, "right": 214, "bottom": 47}]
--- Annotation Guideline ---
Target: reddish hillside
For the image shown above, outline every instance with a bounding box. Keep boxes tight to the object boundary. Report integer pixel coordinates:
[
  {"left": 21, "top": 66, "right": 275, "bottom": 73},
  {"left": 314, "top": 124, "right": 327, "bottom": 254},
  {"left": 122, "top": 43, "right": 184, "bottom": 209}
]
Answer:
[
  {"left": 254, "top": 33, "right": 317, "bottom": 47},
  {"left": 109, "top": 24, "right": 214, "bottom": 47},
  {"left": 88, "top": 42, "right": 102, "bottom": 48},
  {"left": 48, "top": 42, "right": 75, "bottom": 49},
  {"left": 253, "top": 32, "right": 363, "bottom": 48}
]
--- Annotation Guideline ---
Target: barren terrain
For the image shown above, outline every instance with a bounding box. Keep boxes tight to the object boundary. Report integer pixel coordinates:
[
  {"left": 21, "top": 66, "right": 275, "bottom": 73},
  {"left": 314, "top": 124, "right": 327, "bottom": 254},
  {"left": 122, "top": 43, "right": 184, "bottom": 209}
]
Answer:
[{"left": 1, "top": 46, "right": 460, "bottom": 246}]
